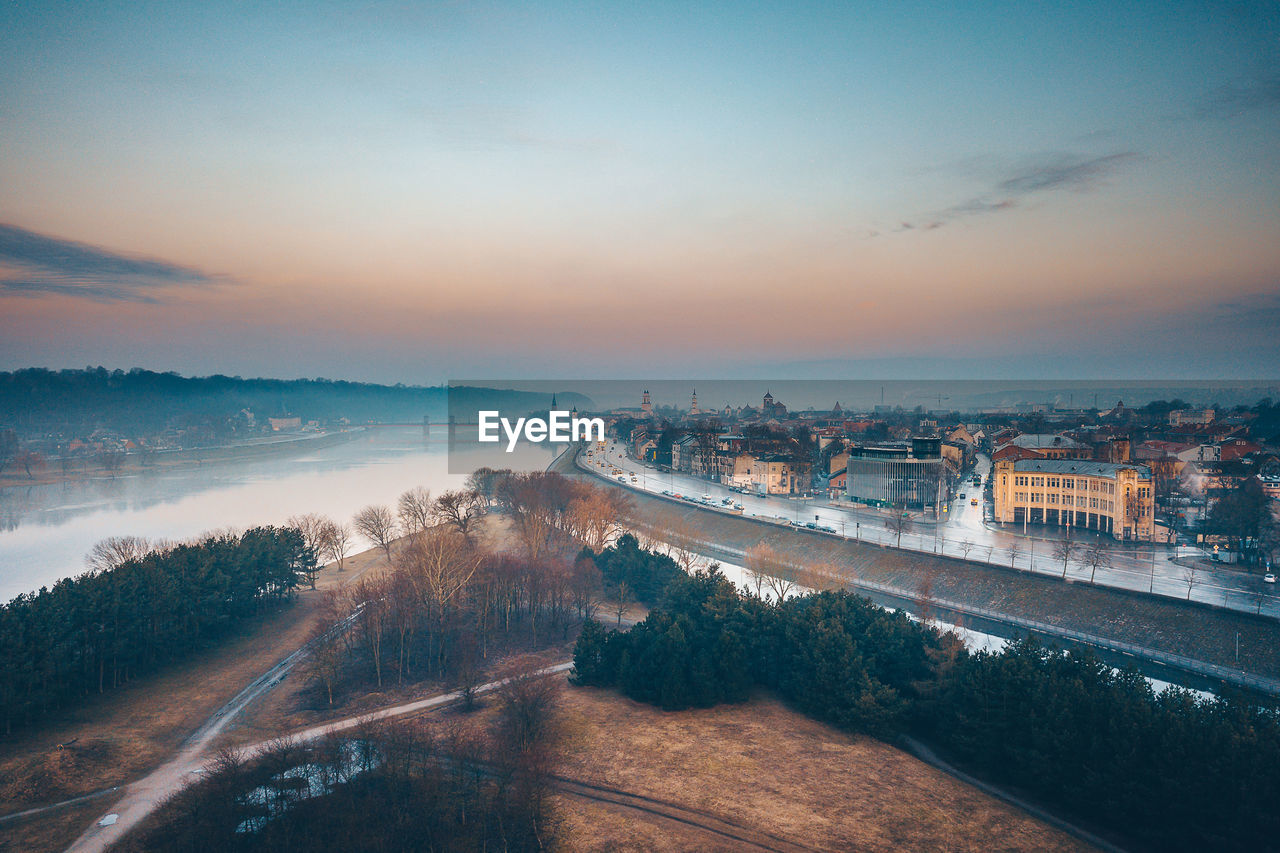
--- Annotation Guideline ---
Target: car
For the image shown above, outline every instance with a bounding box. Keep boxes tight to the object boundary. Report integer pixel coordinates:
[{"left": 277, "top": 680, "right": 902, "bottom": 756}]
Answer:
[
  {"left": 1266, "top": 573, "right": 1277, "bottom": 584},
  {"left": 661, "top": 489, "right": 673, "bottom": 496},
  {"left": 733, "top": 503, "right": 744, "bottom": 511},
  {"left": 959, "top": 493, "right": 966, "bottom": 499},
  {"left": 971, "top": 498, "right": 978, "bottom": 506}
]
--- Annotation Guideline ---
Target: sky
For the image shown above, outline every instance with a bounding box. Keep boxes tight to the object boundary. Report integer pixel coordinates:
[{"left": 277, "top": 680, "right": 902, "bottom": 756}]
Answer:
[{"left": 1, "top": 1, "right": 1277, "bottom": 383}]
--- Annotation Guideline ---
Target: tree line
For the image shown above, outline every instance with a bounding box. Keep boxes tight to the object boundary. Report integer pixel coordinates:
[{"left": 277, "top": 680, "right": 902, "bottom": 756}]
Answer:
[
  {"left": 573, "top": 564, "right": 1280, "bottom": 852},
  {"left": 0, "top": 527, "right": 316, "bottom": 735},
  {"left": 298, "top": 471, "right": 632, "bottom": 706}
]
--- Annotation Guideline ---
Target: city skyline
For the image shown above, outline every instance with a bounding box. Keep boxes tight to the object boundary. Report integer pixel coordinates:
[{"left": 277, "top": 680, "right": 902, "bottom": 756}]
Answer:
[{"left": 2, "top": 1, "right": 1278, "bottom": 381}]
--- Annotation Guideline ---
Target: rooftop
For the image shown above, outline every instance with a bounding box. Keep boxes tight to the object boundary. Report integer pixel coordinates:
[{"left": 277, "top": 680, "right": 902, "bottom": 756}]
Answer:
[
  {"left": 1011, "top": 459, "right": 1152, "bottom": 479},
  {"left": 1006, "top": 433, "right": 1087, "bottom": 450}
]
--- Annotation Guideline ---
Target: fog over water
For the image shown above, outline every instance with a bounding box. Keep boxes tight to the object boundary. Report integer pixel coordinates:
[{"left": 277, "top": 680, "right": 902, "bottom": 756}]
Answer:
[{"left": 0, "top": 427, "right": 557, "bottom": 602}]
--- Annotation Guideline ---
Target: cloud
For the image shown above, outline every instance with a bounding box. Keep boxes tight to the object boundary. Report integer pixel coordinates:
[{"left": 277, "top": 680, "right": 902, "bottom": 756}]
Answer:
[
  {"left": 898, "top": 151, "right": 1138, "bottom": 232},
  {"left": 996, "top": 152, "right": 1138, "bottom": 194},
  {"left": 1188, "top": 75, "right": 1280, "bottom": 121},
  {"left": 0, "top": 224, "right": 224, "bottom": 302}
]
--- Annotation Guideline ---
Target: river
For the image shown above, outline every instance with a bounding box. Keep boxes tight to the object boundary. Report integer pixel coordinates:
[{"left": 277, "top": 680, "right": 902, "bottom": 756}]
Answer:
[{"left": 0, "top": 427, "right": 558, "bottom": 602}]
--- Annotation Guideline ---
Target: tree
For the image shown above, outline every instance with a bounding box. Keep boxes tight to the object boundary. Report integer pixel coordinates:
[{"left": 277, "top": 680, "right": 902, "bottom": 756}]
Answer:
[
  {"left": 886, "top": 504, "right": 912, "bottom": 548},
  {"left": 958, "top": 539, "right": 975, "bottom": 560},
  {"left": 1052, "top": 537, "right": 1078, "bottom": 579},
  {"left": 433, "top": 489, "right": 482, "bottom": 538},
  {"left": 321, "top": 521, "right": 353, "bottom": 572},
  {"left": 1083, "top": 544, "right": 1112, "bottom": 585},
  {"left": 495, "top": 657, "right": 563, "bottom": 755},
  {"left": 1181, "top": 564, "right": 1199, "bottom": 600},
  {"left": 397, "top": 486, "right": 433, "bottom": 534},
  {"left": 288, "top": 513, "right": 330, "bottom": 557},
  {"left": 1007, "top": 542, "right": 1021, "bottom": 569},
  {"left": 570, "top": 554, "right": 602, "bottom": 619},
  {"left": 565, "top": 487, "right": 631, "bottom": 552},
  {"left": 1208, "top": 478, "right": 1270, "bottom": 563},
  {"left": 353, "top": 504, "right": 398, "bottom": 560},
  {"left": 613, "top": 580, "right": 633, "bottom": 626},
  {"left": 305, "top": 612, "right": 345, "bottom": 706},
  {"left": 745, "top": 542, "right": 800, "bottom": 604},
  {"left": 15, "top": 450, "right": 43, "bottom": 480},
  {"left": 0, "top": 429, "right": 17, "bottom": 474},
  {"left": 85, "top": 535, "right": 151, "bottom": 574}
]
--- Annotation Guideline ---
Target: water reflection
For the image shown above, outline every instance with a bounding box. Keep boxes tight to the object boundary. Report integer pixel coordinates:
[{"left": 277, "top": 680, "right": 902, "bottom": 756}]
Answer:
[{"left": 0, "top": 428, "right": 556, "bottom": 602}]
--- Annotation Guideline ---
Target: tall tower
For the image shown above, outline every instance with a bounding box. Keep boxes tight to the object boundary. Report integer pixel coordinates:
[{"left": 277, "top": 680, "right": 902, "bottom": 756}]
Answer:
[
  {"left": 690, "top": 388, "right": 699, "bottom": 415},
  {"left": 641, "top": 389, "right": 652, "bottom": 417}
]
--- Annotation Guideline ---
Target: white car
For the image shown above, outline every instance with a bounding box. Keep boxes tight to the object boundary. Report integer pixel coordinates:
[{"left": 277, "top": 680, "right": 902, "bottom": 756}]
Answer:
[{"left": 1265, "top": 573, "right": 1277, "bottom": 584}]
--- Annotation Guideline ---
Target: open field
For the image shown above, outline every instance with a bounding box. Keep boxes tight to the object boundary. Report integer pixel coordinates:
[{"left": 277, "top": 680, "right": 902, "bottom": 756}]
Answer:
[{"left": 553, "top": 685, "right": 1097, "bottom": 852}]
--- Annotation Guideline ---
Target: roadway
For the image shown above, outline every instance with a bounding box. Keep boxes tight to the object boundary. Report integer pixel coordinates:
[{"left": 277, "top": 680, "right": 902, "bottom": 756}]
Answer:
[{"left": 578, "top": 441, "right": 1278, "bottom": 619}]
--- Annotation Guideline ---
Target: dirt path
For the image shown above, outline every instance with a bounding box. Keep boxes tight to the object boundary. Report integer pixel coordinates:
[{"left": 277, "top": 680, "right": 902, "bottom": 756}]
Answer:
[
  {"left": 551, "top": 774, "right": 826, "bottom": 852},
  {"left": 62, "top": 663, "right": 572, "bottom": 853}
]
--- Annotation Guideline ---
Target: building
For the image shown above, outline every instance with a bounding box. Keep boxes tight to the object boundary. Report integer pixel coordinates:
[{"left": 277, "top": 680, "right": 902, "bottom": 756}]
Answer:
[
  {"left": 268, "top": 416, "right": 302, "bottom": 431},
  {"left": 670, "top": 435, "right": 698, "bottom": 473},
  {"left": 1169, "top": 408, "right": 1215, "bottom": 427},
  {"left": 720, "top": 452, "right": 756, "bottom": 488},
  {"left": 845, "top": 438, "right": 947, "bottom": 509},
  {"left": 992, "top": 458, "right": 1155, "bottom": 541},
  {"left": 994, "top": 433, "right": 1090, "bottom": 460},
  {"left": 750, "top": 453, "right": 795, "bottom": 495}
]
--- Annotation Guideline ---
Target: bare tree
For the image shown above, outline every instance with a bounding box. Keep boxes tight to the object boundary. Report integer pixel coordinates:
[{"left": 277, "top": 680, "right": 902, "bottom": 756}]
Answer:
[
  {"left": 1182, "top": 564, "right": 1199, "bottom": 600},
  {"left": 321, "top": 520, "right": 353, "bottom": 572},
  {"left": 350, "top": 577, "right": 389, "bottom": 687},
  {"left": 397, "top": 528, "right": 482, "bottom": 674},
  {"left": 304, "top": 612, "right": 346, "bottom": 706},
  {"left": 397, "top": 486, "right": 433, "bottom": 534},
  {"left": 433, "top": 489, "right": 483, "bottom": 538},
  {"left": 886, "top": 504, "right": 913, "bottom": 549},
  {"left": 570, "top": 555, "right": 602, "bottom": 619},
  {"left": 353, "top": 504, "right": 399, "bottom": 560},
  {"left": 85, "top": 535, "right": 150, "bottom": 574},
  {"left": 1052, "top": 537, "right": 1079, "bottom": 579},
  {"left": 745, "top": 542, "right": 803, "bottom": 604},
  {"left": 958, "top": 539, "right": 975, "bottom": 560},
  {"left": 495, "top": 657, "right": 564, "bottom": 756},
  {"left": 657, "top": 511, "right": 703, "bottom": 573},
  {"left": 1083, "top": 544, "right": 1112, "bottom": 585},
  {"left": 613, "top": 580, "right": 633, "bottom": 626},
  {"left": 565, "top": 487, "right": 631, "bottom": 552},
  {"left": 1007, "top": 542, "right": 1022, "bottom": 569},
  {"left": 286, "top": 513, "right": 332, "bottom": 562}
]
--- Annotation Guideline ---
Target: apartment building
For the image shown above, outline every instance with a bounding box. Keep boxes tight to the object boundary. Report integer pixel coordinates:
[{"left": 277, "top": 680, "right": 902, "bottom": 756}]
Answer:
[{"left": 993, "top": 458, "right": 1155, "bottom": 541}]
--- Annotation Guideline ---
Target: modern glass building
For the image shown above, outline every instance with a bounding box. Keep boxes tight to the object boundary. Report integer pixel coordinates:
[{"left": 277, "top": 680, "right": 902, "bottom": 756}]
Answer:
[{"left": 845, "top": 439, "right": 946, "bottom": 509}]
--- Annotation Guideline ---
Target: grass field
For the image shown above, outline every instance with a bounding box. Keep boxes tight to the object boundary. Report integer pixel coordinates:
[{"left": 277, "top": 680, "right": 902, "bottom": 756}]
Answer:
[{"left": 552, "top": 685, "right": 1095, "bottom": 852}]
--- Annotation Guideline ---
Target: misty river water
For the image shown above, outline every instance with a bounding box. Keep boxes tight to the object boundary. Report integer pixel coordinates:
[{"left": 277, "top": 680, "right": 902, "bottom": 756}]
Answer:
[{"left": 0, "top": 427, "right": 559, "bottom": 602}]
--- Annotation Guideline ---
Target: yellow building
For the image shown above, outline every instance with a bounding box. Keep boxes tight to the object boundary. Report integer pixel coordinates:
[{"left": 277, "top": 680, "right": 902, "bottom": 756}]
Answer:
[
  {"left": 993, "top": 458, "right": 1155, "bottom": 541},
  {"left": 750, "top": 454, "right": 795, "bottom": 495}
]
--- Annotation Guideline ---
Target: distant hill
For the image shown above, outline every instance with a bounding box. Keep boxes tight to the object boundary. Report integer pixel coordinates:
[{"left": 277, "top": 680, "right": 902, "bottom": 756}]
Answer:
[{"left": 0, "top": 368, "right": 591, "bottom": 439}]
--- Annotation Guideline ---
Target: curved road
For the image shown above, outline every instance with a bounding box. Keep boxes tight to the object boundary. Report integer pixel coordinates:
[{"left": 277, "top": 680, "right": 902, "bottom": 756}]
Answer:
[{"left": 582, "top": 441, "right": 1277, "bottom": 618}]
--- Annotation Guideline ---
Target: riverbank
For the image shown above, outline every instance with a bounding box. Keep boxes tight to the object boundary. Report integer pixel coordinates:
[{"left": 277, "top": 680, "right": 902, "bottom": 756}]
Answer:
[{"left": 0, "top": 429, "right": 364, "bottom": 493}]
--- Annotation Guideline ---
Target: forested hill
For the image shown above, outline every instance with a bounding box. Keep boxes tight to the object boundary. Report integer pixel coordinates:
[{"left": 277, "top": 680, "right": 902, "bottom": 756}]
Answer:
[{"left": 0, "top": 368, "right": 590, "bottom": 437}]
